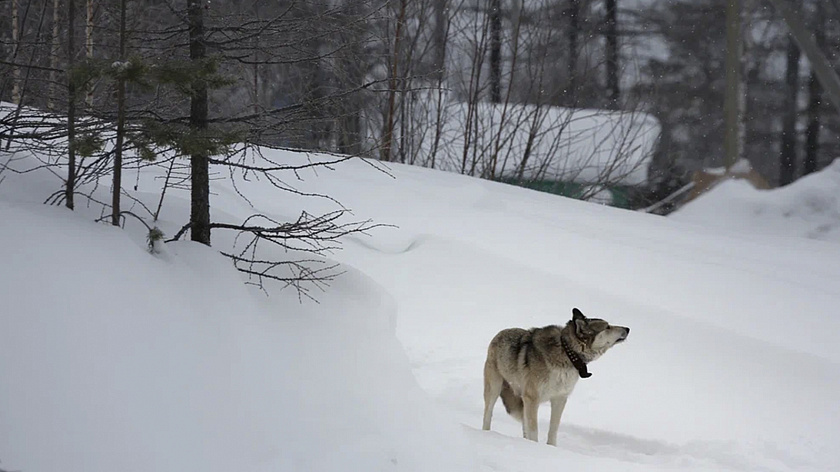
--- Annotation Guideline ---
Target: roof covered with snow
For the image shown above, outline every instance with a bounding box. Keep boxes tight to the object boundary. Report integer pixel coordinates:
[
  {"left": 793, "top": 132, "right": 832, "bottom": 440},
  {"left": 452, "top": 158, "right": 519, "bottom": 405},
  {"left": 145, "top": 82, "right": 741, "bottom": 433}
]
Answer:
[{"left": 414, "top": 101, "right": 660, "bottom": 186}]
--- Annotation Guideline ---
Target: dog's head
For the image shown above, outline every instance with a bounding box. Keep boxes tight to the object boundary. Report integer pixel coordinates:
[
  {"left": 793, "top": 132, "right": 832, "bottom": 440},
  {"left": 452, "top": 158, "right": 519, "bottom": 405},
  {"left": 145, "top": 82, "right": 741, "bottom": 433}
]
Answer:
[{"left": 570, "top": 307, "right": 630, "bottom": 351}]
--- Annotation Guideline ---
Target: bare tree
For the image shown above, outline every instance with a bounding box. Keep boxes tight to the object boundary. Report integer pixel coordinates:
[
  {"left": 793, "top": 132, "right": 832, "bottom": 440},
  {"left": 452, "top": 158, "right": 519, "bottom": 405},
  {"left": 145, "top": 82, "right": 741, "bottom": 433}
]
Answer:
[{"left": 375, "top": 0, "right": 657, "bottom": 204}]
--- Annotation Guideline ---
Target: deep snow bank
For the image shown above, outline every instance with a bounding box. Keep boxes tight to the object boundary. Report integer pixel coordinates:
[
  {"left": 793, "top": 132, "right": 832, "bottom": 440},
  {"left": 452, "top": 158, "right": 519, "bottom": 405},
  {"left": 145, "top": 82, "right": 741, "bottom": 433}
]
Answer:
[
  {"left": 0, "top": 198, "right": 471, "bottom": 472},
  {"left": 671, "top": 159, "right": 840, "bottom": 242}
]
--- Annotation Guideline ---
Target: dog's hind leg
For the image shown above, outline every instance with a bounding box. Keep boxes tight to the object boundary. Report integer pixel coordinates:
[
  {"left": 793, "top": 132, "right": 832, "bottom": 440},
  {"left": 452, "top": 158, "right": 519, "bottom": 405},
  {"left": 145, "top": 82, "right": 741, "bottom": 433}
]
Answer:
[
  {"left": 547, "top": 396, "right": 568, "bottom": 446},
  {"left": 522, "top": 394, "right": 539, "bottom": 441},
  {"left": 482, "top": 359, "right": 504, "bottom": 430}
]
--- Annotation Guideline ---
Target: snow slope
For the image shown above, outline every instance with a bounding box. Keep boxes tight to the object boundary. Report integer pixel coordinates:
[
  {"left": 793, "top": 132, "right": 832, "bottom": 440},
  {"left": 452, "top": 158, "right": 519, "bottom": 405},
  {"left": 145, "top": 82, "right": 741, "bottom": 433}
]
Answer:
[
  {"left": 2, "top": 147, "right": 839, "bottom": 472},
  {"left": 672, "top": 159, "right": 840, "bottom": 242},
  {"left": 272, "top": 156, "right": 840, "bottom": 471},
  {"left": 0, "top": 189, "right": 470, "bottom": 470}
]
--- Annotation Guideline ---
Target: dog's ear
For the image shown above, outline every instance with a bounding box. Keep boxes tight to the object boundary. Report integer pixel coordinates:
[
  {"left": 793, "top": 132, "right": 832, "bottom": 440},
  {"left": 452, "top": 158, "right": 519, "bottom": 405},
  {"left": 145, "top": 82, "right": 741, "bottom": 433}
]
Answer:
[
  {"left": 574, "top": 318, "right": 593, "bottom": 339},
  {"left": 572, "top": 308, "right": 593, "bottom": 338}
]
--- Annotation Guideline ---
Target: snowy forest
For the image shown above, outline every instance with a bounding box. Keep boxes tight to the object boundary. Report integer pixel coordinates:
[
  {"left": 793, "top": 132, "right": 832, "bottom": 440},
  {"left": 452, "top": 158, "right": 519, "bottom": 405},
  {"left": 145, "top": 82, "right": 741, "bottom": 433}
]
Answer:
[{"left": 2, "top": 0, "right": 839, "bottom": 214}]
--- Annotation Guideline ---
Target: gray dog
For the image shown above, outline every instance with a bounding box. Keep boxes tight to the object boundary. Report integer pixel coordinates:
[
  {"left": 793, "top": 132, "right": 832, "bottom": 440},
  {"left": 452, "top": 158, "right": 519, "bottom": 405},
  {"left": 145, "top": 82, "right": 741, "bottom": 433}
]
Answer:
[{"left": 482, "top": 308, "right": 629, "bottom": 445}]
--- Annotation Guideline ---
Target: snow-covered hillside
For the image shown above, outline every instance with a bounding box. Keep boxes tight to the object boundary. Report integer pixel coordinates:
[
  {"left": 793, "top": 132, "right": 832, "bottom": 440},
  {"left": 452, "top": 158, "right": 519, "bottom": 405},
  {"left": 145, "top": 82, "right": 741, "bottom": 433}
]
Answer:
[
  {"left": 1, "top": 147, "right": 839, "bottom": 472},
  {"left": 672, "top": 159, "right": 840, "bottom": 242}
]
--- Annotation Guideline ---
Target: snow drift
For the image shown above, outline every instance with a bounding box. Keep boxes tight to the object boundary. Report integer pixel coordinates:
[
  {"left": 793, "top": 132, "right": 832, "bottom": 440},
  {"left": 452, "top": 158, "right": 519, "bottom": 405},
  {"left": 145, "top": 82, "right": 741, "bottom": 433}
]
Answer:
[
  {"left": 672, "top": 159, "right": 840, "bottom": 242},
  {"left": 0, "top": 199, "right": 470, "bottom": 471}
]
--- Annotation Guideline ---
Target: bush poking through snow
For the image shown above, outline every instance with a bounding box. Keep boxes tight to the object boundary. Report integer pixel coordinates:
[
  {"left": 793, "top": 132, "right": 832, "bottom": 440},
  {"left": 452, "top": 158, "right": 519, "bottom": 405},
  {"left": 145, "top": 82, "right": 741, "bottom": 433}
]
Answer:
[{"left": 147, "top": 227, "right": 165, "bottom": 254}]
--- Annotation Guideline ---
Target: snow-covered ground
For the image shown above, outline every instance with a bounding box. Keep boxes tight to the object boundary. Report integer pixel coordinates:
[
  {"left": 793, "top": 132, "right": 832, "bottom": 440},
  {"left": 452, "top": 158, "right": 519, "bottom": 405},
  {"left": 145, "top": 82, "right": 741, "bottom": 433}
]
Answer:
[{"left": 1, "top": 147, "right": 839, "bottom": 472}]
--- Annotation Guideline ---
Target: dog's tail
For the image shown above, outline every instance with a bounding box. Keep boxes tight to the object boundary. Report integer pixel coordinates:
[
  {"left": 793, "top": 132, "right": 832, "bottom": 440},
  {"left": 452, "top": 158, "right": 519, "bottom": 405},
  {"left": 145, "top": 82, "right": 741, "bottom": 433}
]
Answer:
[{"left": 499, "top": 380, "right": 523, "bottom": 422}]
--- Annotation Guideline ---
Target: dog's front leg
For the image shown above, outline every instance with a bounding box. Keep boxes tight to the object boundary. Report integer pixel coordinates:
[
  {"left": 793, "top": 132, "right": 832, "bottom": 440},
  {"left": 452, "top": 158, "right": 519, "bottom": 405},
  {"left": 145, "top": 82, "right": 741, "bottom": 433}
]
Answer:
[
  {"left": 547, "top": 396, "right": 568, "bottom": 446},
  {"left": 522, "top": 394, "right": 539, "bottom": 441}
]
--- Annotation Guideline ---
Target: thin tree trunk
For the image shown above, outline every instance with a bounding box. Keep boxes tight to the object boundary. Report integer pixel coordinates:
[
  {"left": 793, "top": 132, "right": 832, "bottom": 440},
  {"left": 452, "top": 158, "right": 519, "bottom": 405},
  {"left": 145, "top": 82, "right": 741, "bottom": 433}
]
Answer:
[
  {"left": 111, "top": 0, "right": 127, "bottom": 226},
  {"left": 380, "top": 0, "right": 407, "bottom": 162},
  {"left": 12, "top": 0, "right": 21, "bottom": 105},
  {"left": 429, "top": 0, "right": 449, "bottom": 167},
  {"left": 85, "top": 0, "right": 94, "bottom": 107},
  {"left": 433, "top": 0, "right": 448, "bottom": 83},
  {"left": 336, "top": 2, "right": 362, "bottom": 157},
  {"left": 804, "top": 72, "right": 821, "bottom": 175},
  {"left": 49, "top": 0, "right": 61, "bottom": 110},
  {"left": 804, "top": 2, "right": 824, "bottom": 176},
  {"left": 489, "top": 0, "right": 502, "bottom": 103},
  {"left": 779, "top": 35, "right": 799, "bottom": 186},
  {"left": 66, "top": 0, "right": 77, "bottom": 210},
  {"left": 723, "top": 0, "right": 742, "bottom": 169},
  {"left": 604, "top": 0, "right": 619, "bottom": 109},
  {"left": 188, "top": 0, "right": 210, "bottom": 244},
  {"left": 301, "top": 37, "right": 325, "bottom": 148},
  {"left": 738, "top": 0, "right": 751, "bottom": 168},
  {"left": 566, "top": 0, "right": 580, "bottom": 104},
  {"left": 251, "top": 2, "right": 259, "bottom": 116}
]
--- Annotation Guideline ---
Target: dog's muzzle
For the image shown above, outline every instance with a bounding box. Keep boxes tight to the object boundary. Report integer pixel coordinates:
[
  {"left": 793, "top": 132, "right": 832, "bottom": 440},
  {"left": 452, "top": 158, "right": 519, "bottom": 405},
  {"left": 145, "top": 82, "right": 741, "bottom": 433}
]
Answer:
[{"left": 616, "top": 327, "right": 630, "bottom": 343}]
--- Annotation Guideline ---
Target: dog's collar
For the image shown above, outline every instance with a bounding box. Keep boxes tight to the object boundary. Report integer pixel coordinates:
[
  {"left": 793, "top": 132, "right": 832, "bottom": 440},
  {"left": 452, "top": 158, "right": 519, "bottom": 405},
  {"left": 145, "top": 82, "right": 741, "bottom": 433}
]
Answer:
[{"left": 561, "top": 336, "right": 591, "bottom": 378}]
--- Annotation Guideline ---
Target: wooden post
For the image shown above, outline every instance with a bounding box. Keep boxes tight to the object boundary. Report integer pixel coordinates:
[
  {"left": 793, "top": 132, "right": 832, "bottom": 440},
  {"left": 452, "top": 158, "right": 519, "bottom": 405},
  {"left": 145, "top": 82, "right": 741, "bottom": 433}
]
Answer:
[{"left": 723, "top": 0, "right": 742, "bottom": 169}]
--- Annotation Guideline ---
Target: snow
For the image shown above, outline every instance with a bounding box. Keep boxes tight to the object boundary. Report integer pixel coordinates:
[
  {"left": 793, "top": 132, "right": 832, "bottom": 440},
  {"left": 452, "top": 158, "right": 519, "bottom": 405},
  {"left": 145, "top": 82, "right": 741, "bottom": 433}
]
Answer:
[
  {"left": 0, "top": 198, "right": 468, "bottom": 472},
  {"left": 672, "top": 159, "right": 840, "bottom": 242},
  {"left": 703, "top": 158, "right": 754, "bottom": 176},
  {"left": 2, "top": 142, "right": 840, "bottom": 472}
]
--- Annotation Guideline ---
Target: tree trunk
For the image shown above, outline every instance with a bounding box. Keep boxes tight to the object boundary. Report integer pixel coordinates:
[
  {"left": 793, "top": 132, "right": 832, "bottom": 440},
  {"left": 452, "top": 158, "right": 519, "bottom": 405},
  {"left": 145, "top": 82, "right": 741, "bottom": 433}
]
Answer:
[
  {"left": 85, "top": 0, "right": 94, "bottom": 107},
  {"left": 111, "top": 0, "right": 127, "bottom": 226},
  {"left": 337, "top": 49, "right": 361, "bottom": 155},
  {"left": 188, "top": 0, "right": 210, "bottom": 244},
  {"left": 66, "top": 0, "right": 77, "bottom": 210},
  {"left": 723, "top": 0, "right": 742, "bottom": 169},
  {"left": 11, "top": 0, "right": 21, "bottom": 105},
  {"left": 804, "top": 2, "right": 824, "bottom": 176},
  {"left": 779, "top": 35, "right": 799, "bottom": 186},
  {"left": 49, "top": 0, "right": 61, "bottom": 110},
  {"left": 566, "top": 0, "right": 580, "bottom": 103},
  {"left": 604, "top": 0, "right": 619, "bottom": 109},
  {"left": 380, "top": 0, "right": 407, "bottom": 162},
  {"left": 804, "top": 72, "right": 821, "bottom": 175},
  {"left": 433, "top": 0, "right": 448, "bottom": 83},
  {"left": 489, "top": 0, "right": 502, "bottom": 103},
  {"left": 738, "top": 0, "right": 751, "bottom": 169}
]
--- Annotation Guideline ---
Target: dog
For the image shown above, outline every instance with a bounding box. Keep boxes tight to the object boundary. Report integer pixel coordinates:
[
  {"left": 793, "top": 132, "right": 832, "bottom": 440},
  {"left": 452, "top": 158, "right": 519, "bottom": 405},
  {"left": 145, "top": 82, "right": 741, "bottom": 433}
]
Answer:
[{"left": 482, "top": 307, "right": 629, "bottom": 445}]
